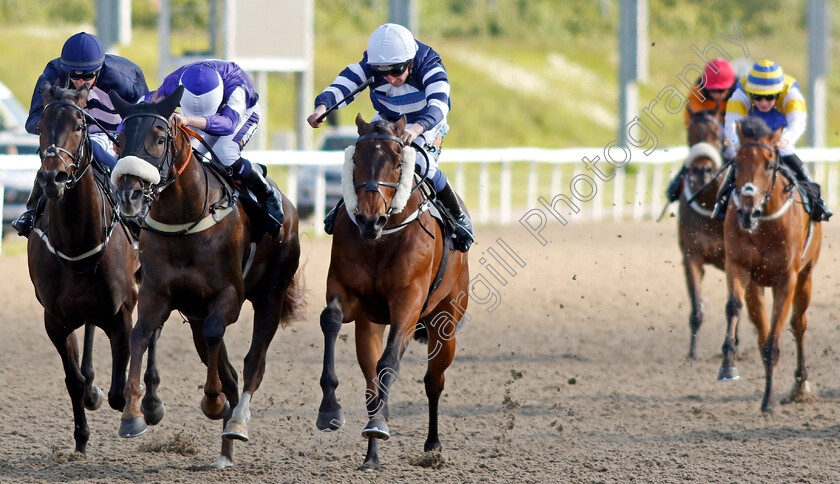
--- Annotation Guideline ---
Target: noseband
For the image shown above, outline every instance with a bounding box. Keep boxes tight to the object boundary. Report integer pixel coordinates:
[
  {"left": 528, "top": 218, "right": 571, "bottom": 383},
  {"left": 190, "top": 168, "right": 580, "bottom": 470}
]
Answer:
[
  {"left": 353, "top": 134, "right": 407, "bottom": 217},
  {"left": 40, "top": 100, "right": 90, "bottom": 188}
]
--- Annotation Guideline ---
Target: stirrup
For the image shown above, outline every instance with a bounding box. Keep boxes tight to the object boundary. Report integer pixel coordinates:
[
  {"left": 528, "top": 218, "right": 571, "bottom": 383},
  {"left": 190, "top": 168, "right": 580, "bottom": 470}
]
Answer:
[{"left": 12, "top": 211, "right": 35, "bottom": 238}]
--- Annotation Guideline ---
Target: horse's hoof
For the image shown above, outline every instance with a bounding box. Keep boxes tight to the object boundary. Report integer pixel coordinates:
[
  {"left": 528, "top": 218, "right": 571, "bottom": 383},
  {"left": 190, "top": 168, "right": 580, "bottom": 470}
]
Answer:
[
  {"left": 357, "top": 460, "right": 381, "bottom": 472},
  {"left": 361, "top": 419, "right": 389, "bottom": 440},
  {"left": 119, "top": 416, "right": 147, "bottom": 438},
  {"left": 316, "top": 409, "right": 345, "bottom": 431},
  {"left": 782, "top": 381, "right": 816, "bottom": 405},
  {"left": 84, "top": 387, "right": 104, "bottom": 411},
  {"left": 210, "top": 455, "right": 234, "bottom": 469},
  {"left": 424, "top": 440, "right": 442, "bottom": 452},
  {"left": 717, "top": 366, "right": 740, "bottom": 381},
  {"left": 222, "top": 420, "right": 249, "bottom": 442},
  {"left": 201, "top": 397, "right": 230, "bottom": 420},
  {"left": 142, "top": 401, "right": 165, "bottom": 426}
]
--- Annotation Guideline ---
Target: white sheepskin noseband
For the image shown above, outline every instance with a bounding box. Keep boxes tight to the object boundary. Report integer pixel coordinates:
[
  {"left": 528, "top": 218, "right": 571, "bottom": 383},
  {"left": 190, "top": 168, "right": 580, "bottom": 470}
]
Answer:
[
  {"left": 111, "top": 155, "right": 161, "bottom": 185},
  {"left": 684, "top": 142, "right": 722, "bottom": 169},
  {"left": 342, "top": 144, "right": 416, "bottom": 214}
]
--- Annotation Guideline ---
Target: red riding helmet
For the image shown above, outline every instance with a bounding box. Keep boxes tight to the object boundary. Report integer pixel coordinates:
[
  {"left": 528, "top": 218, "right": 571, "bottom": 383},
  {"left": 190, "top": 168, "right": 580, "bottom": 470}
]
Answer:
[{"left": 704, "top": 58, "right": 735, "bottom": 90}]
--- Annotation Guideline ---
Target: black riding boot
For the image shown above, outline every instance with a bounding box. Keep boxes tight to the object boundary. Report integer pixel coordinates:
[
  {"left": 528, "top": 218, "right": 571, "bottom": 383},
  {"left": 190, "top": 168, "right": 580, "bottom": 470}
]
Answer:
[
  {"left": 323, "top": 199, "right": 344, "bottom": 235},
  {"left": 665, "top": 166, "right": 687, "bottom": 203},
  {"left": 782, "top": 154, "right": 832, "bottom": 222},
  {"left": 437, "top": 181, "right": 474, "bottom": 252},
  {"left": 11, "top": 177, "right": 44, "bottom": 238},
  {"left": 238, "top": 158, "right": 284, "bottom": 227},
  {"left": 711, "top": 168, "right": 735, "bottom": 222}
]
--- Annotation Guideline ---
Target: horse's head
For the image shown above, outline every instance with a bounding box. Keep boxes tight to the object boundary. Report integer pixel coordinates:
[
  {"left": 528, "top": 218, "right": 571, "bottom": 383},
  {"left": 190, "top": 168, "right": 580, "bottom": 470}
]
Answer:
[
  {"left": 108, "top": 86, "right": 185, "bottom": 218},
  {"left": 342, "top": 114, "right": 415, "bottom": 240},
  {"left": 37, "top": 82, "right": 90, "bottom": 200},
  {"left": 731, "top": 116, "right": 783, "bottom": 232},
  {"left": 687, "top": 107, "right": 722, "bottom": 147},
  {"left": 683, "top": 142, "right": 722, "bottom": 196}
]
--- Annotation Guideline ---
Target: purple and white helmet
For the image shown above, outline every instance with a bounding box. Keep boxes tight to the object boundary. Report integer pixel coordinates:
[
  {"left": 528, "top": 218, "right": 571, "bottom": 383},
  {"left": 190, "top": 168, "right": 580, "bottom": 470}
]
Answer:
[{"left": 178, "top": 64, "right": 224, "bottom": 117}]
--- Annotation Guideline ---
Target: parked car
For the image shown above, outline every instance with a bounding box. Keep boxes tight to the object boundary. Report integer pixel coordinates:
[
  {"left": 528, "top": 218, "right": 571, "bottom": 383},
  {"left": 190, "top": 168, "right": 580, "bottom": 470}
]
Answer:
[
  {"left": 0, "top": 80, "right": 39, "bottom": 234},
  {"left": 296, "top": 126, "right": 357, "bottom": 219}
]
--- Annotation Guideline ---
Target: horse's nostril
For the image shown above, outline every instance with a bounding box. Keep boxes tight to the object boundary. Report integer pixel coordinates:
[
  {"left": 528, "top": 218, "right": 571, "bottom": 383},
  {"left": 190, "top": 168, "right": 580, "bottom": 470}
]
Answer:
[
  {"left": 54, "top": 171, "right": 69, "bottom": 184},
  {"left": 752, "top": 210, "right": 762, "bottom": 219},
  {"left": 376, "top": 216, "right": 387, "bottom": 227},
  {"left": 130, "top": 190, "right": 143, "bottom": 202}
]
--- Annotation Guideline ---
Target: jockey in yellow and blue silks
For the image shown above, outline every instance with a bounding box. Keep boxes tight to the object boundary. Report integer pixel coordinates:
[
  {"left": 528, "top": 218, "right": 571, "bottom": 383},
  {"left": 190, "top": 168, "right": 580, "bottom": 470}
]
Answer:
[
  {"left": 712, "top": 60, "right": 832, "bottom": 222},
  {"left": 307, "top": 23, "right": 473, "bottom": 252}
]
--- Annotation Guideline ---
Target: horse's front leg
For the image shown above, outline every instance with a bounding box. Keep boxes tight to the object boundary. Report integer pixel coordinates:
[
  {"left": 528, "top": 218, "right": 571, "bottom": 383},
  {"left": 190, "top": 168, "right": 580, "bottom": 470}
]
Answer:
[
  {"left": 719, "top": 262, "right": 749, "bottom": 381},
  {"left": 101, "top": 305, "right": 131, "bottom": 412},
  {"left": 317, "top": 294, "right": 352, "bottom": 431},
  {"left": 762, "top": 274, "right": 797, "bottom": 413},
  {"left": 200, "top": 287, "right": 242, "bottom": 422},
  {"left": 782, "top": 265, "right": 816, "bottom": 405},
  {"left": 359, "top": 291, "right": 423, "bottom": 471},
  {"left": 682, "top": 254, "right": 705, "bottom": 360},
  {"left": 140, "top": 326, "right": 165, "bottom": 425},
  {"left": 80, "top": 323, "right": 104, "bottom": 410},
  {"left": 120, "top": 292, "right": 170, "bottom": 438},
  {"left": 45, "top": 314, "right": 90, "bottom": 454}
]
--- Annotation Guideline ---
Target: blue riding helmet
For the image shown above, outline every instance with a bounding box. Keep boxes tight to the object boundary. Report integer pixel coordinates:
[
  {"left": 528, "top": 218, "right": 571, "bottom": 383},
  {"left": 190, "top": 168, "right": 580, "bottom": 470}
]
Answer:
[
  {"left": 178, "top": 64, "right": 224, "bottom": 117},
  {"left": 60, "top": 32, "right": 105, "bottom": 72}
]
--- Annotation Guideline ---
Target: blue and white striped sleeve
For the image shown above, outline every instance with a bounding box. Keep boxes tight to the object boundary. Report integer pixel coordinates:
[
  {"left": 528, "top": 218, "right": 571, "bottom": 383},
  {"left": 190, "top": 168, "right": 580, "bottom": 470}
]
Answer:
[
  {"left": 314, "top": 61, "right": 372, "bottom": 110},
  {"left": 415, "top": 63, "right": 450, "bottom": 131}
]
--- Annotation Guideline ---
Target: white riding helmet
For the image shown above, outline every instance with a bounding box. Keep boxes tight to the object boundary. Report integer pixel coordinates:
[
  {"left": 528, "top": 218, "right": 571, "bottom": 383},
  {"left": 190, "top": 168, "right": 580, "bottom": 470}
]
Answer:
[
  {"left": 178, "top": 64, "right": 224, "bottom": 117},
  {"left": 366, "top": 23, "right": 418, "bottom": 66}
]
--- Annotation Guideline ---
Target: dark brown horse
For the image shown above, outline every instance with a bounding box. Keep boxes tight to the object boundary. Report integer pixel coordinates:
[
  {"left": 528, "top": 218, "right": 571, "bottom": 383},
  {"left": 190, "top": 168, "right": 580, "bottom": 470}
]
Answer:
[
  {"left": 108, "top": 86, "right": 303, "bottom": 467},
  {"left": 317, "top": 114, "right": 470, "bottom": 470},
  {"left": 27, "top": 84, "right": 154, "bottom": 455},
  {"left": 719, "top": 116, "right": 821, "bottom": 412}
]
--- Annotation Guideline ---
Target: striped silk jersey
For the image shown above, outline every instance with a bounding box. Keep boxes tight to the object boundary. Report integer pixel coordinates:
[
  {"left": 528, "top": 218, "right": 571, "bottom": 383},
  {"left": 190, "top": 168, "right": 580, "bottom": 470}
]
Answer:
[
  {"left": 314, "top": 41, "right": 451, "bottom": 132},
  {"left": 724, "top": 75, "right": 806, "bottom": 152}
]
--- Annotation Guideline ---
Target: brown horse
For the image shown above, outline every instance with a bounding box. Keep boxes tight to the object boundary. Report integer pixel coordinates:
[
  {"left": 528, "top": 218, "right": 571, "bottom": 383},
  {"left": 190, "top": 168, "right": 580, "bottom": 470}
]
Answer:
[
  {"left": 317, "top": 114, "right": 470, "bottom": 471},
  {"left": 679, "top": 108, "right": 727, "bottom": 359},
  {"left": 108, "top": 86, "right": 303, "bottom": 467},
  {"left": 718, "top": 116, "right": 821, "bottom": 412},
  {"left": 27, "top": 84, "right": 155, "bottom": 455}
]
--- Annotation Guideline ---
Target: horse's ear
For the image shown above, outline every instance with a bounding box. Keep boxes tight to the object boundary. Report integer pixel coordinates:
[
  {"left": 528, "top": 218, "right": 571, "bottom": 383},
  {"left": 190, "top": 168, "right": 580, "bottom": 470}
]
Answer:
[
  {"left": 355, "top": 113, "right": 367, "bottom": 134},
  {"left": 768, "top": 127, "right": 783, "bottom": 146},
  {"left": 41, "top": 81, "right": 55, "bottom": 104},
  {"left": 395, "top": 116, "right": 406, "bottom": 133},
  {"left": 736, "top": 121, "right": 744, "bottom": 143},
  {"left": 156, "top": 85, "right": 184, "bottom": 118},
  {"left": 109, "top": 89, "right": 133, "bottom": 117},
  {"left": 74, "top": 86, "right": 89, "bottom": 109}
]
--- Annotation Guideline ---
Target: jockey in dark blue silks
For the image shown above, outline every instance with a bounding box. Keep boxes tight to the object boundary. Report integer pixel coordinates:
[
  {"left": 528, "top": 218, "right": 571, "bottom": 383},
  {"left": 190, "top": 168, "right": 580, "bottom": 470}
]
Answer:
[
  {"left": 307, "top": 23, "right": 474, "bottom": 252},
  {"left": 142, "top": 60, "right": 283, "bottom": 226},
  {"left": 13, "top": 32, "right": 149, "bottom": 237}
]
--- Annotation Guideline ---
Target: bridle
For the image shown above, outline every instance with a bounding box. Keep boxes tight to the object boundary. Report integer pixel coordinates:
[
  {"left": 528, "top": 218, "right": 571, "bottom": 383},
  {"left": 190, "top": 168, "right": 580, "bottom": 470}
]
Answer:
[
  {"left": 731, "top": 142, "right": 792, "bottom": 221},
  {"left": 119, "top": 111, "right": 180, "bottom": 202},
  {"left": 353, "top": 133, "right": 412, "bottom": 217},
  {"left": 40, "top": 100, "right": 91, "bottom": 189}
]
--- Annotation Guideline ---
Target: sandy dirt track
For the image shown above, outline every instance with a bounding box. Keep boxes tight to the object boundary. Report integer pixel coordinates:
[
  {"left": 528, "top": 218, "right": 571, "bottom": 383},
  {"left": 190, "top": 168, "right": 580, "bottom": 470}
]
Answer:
[{"left": 2, "top": 220, "right": 840, "bottom": 483}]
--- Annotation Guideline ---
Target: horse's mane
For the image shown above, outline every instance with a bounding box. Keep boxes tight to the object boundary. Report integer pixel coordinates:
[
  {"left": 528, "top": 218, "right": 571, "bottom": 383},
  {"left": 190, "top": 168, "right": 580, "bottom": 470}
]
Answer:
[{"left": 741, "top": 116, "right": 772, "bottom": 140}]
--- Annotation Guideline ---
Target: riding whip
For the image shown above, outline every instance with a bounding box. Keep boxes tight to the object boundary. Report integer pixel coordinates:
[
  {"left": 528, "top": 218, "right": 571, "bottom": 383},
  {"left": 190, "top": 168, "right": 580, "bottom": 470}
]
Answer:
[{"left": 316, "top": 77, "right": 374, "bottom": 123}]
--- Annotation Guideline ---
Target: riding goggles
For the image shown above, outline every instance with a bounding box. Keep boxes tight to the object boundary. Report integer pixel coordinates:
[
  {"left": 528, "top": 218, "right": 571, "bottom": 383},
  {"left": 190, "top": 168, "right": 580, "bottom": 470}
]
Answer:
[
  {"left": 751, "top": 94, "right": 777, "bottom": 102},
  {"left": 371, "top": 60, "right": 411, "bottom": 77},
  {"left": 67, "top": 70, "right": 98, "bottom": 81}
]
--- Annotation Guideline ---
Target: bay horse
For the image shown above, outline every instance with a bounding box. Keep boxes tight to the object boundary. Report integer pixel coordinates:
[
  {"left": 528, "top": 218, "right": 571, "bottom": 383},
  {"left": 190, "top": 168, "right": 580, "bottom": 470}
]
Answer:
[
  {"left": 317, "top": 114, "right": 470, "bottom": 471},
  {"left": 27, "top": 83, "right": 159, "bottom": 455},
  {"left": 679, "top": 108, "right": 727, "bottom": 359},
  {"left": 718, "top": 116, "right": 821, "bottom": 412},
  {"left": 108, "top": 86, "right": 303, "bottom": 467}
]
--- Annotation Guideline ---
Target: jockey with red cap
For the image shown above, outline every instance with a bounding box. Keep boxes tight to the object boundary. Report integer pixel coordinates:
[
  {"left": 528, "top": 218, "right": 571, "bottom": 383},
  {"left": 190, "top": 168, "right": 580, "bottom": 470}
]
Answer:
[{"left": 665, "top": 58, "right": 736, "bottom": 203}]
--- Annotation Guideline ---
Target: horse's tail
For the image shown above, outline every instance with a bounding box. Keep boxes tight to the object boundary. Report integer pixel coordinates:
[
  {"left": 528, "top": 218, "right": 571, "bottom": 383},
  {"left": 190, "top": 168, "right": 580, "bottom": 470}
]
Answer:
[{"left": 279, "top": 270, "right": 306, "bottom": 326}]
